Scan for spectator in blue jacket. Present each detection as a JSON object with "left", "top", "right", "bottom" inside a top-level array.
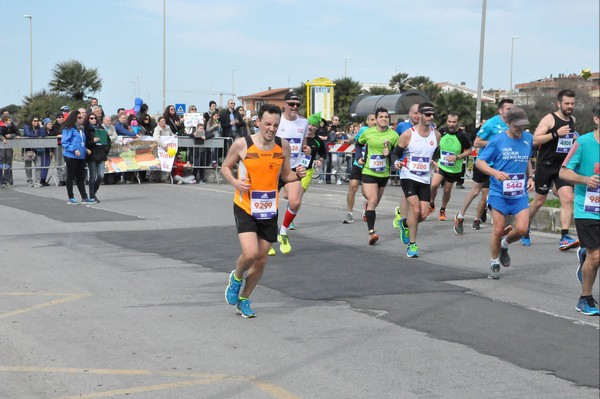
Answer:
[
  {"left": 62, "top": 111, "right": 94, "bottom": 205},
  {"left": 114, "top": 113, "right": 138, "bottom": 137}
]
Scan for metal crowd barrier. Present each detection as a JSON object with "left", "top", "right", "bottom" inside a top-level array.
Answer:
[
  {"left": 0, "top": 136, "right": 235, "bottom": 186},
  {"left": 176, "top": 137, "right": 232, "bottom": 184},
  {"left": 0, "top": 137, "right": 63, "bottom": 186}
]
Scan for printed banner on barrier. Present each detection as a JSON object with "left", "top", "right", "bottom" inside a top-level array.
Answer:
[{"left": 105, "top": 136, "right": 178, "bottom": 173}]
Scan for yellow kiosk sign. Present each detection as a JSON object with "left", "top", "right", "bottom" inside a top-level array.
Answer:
[{"left": 306, "top": 77, "right": 335, "bottom": 120}]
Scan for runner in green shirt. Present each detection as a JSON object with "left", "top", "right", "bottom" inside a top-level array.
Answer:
[
  {"left": 356, "top": 107, "right": 398, "bottom": 245},
  {"left": 430, "top": 113, "right": 472, "bottom": 221}
]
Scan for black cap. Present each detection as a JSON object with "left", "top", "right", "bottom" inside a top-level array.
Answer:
[
  {"left": 418, "top": 105, "right": 435, "bottom": 113},
  {"left": 284, "top": 91, "right": 300, "bottom": 101}
]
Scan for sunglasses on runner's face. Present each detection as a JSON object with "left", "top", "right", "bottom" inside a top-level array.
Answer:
[
  {"left": 286, "top": 102, "right": 300, "bottom": 108},
  {"left": 422, "top": 113, "right": 435, "bottom": 117}
]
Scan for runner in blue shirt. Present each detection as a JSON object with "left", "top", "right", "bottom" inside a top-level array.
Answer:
[
  {"left": 476, "top": 107, "right": 534, "bottom": 280},
  {"left": 454, "top": 99, "right": 514, "bottom": 234}
]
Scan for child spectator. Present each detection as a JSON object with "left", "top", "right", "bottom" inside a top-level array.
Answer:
[{"left": 172, "top": 152, "right": 197, "bottom": 184}]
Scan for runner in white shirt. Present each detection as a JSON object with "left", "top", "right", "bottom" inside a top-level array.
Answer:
[
  {"left": 269, "top": 91, "right": 310, "bottom": 255},
  {"left": 392, "top": 103, "right": 441, "bottom": 258}
]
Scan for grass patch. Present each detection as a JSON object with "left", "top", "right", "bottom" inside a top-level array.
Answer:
[{"left": 528, "top": 196, "right": 561, "bottom": 208}]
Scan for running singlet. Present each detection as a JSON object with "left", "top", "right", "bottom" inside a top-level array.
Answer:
[
  {"left": 276, "top": 115, "right": 309, "bottom": 169},
  {"left": 357, "top": 126, "right": 399, "bottom": 178},
  {"left": 563, "top": 133, "right": 600, "bottom": 220},
  {"left": 478, "top": 131, "right": 533, "bottom": 199},
  {"left": 537, "top": 113, "right": 576, "bottom": 164},
  {"left": 399, "top": 126, "right": 438, "bottom": 184},
  {"left": 234, "top": 136, "right": 285, "bottom": 219}
]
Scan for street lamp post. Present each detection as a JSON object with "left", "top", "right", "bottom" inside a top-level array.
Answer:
[
  {"left": 344, "top": 57, "right": 351, "bottom": 78},
  {"left": 24, "top": 15, "right": 32, "bottom": 97},
  {"left": 510, "top": 36, "right": 519, "bottom": 94},
  {"left": 475, "top": 0, "right": 487, "bottom": 127}
]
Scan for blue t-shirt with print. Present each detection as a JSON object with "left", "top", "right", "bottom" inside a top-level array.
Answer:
[
  {"left": 478, "top": 131, "right": 533, "bottom": 199},
  {"left": 477, "top": 114, "right": 508, "bottom": 141}
]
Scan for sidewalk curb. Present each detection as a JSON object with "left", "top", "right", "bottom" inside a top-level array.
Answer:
[{"left": 531, "top": 206, "right": 574, "bottom": 233}]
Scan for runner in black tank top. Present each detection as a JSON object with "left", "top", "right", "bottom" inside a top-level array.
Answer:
[{"left": 522, "top": 89, "right": 579, "bottom": 250}]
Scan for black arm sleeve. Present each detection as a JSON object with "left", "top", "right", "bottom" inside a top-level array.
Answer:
[
  {"left": 390, "top": 146, "right": 405, "bottom": 164},
  {"left": 432, "top": 146, "right": 440, "bottom": 162}
]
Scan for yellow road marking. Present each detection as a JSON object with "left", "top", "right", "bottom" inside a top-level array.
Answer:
[
  {"left": 0, "top": 366, "right": 301, "bottom": 398},
  {"left": 56, "top": 377, "right": 224, "bottom": 399},
  {"left": 0, "top": 292, "right": 90, "bottom": 319}
]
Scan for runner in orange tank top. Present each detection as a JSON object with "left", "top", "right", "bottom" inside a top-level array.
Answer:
[{"left": 221, "top": 104, "right": 306, "bottom": 318}]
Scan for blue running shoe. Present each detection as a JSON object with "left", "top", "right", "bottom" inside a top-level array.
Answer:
[
  {"left": 576, "top": 296, "right": 600, "bottom": 316},
  {"left": 407, "top": 243, "right": 419, "bottom": 258},
  {"left": 66, "top": 198, "right": 79, "bottom": 205},
  {"left": 237, "top": 299, "right": 256, "bottom": 318},
  {"left": 576, "top": 247, "right": 586, "bottom": 284},
  {"left": 288, "top": 222, "right": 296, "bottom": 230},
  {"left": 225, "top": 270, "right": 243, "bottom": 305},
  {"left": 400, "top": 218, "right": 410, "bottom": 245},
  {"left": 559, "top": 234, "right": 579, "bottom": 251},
  {"left": 519, "top": 229, "right": 531, "bottom": 246}
]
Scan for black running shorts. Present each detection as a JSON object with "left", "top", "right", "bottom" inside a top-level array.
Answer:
[
  {"left": 534, "top": 161, "right": 573, "bottom": 195},
  {"left": 575, "top": 219, "right": 600, "bottom": 250},
  {"left": 400, "top": 178, "right": 431, "bottom": 202},
  {"left": 437, "top": 169, "right": 463, "bottom": 184},
  {"left": 349, "top": 164, "right": 363, "bottom": 181},
  {"left": 472, "top": 163, "right": 490, "bottom": 187},
  {"left": 362, "top": 174, "right": 389, "bottom": 188},
  {"left": 234, "top": 203, "right": 278, "bottom": 243}
]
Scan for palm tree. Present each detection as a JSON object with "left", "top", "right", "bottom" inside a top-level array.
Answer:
[
  {"left": 18, "top": 90, "right": 77, "bottom": 126},
  {"left": 422, "top": 83, "right": 442, "bottom": 102},
  {"left": 366, "top": 86, "right": 395, "bottom": 95},
  {"left": 332, "top": 77, "right": 363, "bottom": 124},
  {"left": 407, "top": 75, "right": 433, "bottom": 91},
  {"left": 434, "top": 90, "right": 476, "bottom": 122},
  {"left": 389, "top": 73, "right": 410, "bottom": 92},
  {"left": 49, "top": 60, "right": 102, "bottom": 101}
]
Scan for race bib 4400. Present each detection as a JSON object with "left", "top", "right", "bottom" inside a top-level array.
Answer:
[{"left": 556, "top": 133, "right": 575, "bottom": 153}]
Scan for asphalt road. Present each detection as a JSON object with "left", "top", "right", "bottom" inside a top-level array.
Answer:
[{"left": 0, "top": 176, "right": 598, "bottom": 399}]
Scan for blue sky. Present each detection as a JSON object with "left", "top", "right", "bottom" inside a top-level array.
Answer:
[{"left": 2, "top": 0, "right": 599, "bottom": 116}]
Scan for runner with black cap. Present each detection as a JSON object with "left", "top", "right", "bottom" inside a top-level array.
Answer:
[
  {"left": 391, "top": 103, "right": 441, "bottom": 258},
  {"left": 268, "top": 91, "right": 310, "bottom": 255}
]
